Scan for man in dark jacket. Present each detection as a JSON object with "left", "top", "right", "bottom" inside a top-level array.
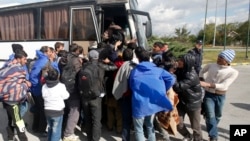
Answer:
[
  {"left": 62, "top": 44, "right": 82, "bottom": 141},
  {"left": 79, "top": 50, "right": 117, "bottom": 141},
  {"left": 188, "top": 40, "right": 203, "bottom": 74},
  {"left": 173, "top": 54, "right": 203, "bottom": 141}
]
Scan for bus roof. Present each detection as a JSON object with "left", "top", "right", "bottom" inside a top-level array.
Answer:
[{"left": 0, "top": 0, "right": 132, "bottom": 12}]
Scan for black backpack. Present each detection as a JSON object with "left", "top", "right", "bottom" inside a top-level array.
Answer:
[
  {"left": 78, "top": 62, "right": 104, "bottom": 99},
  {"left": 60, "top": 55, "right": 78, "bottom": 93}
]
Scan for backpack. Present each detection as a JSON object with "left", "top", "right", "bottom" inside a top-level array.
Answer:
[
  {"left": 0, "top": 64, "right": 29, "bottom": 102},
  {"left": 78, "top": 62, "right": 104, "bottom": 99},
  {"left": 60, "top": 54, "right": 78, "bottom": 93}
]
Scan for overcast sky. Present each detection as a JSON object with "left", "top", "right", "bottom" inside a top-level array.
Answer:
[
  {"left": 0, "top": 0, "right": 248, "bottom": 36},
  {"left": 137, "top": 0, "right": 249, "bottom": 36}
]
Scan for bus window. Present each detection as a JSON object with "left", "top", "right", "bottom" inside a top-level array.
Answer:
[
  {"left": 0, "top": 10, "right": 35, "bottom": 40},
  {"left": 70, "top": 6, "right": 99, "bottom": 55},
  {"left": 71, "top": 8, "right": 97, "bottom": 41},
  {"left": 42, "top": 7, "right": 69, "bottom": 40}
]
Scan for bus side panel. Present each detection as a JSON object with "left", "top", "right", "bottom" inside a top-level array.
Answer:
[{"left": 0, "top": 41, "right": 69, "bottom": 67}]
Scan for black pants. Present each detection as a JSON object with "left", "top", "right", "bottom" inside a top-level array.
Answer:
[
  {"left": 82, "top": 97, "right": 102, "bottom": 141},
  {"left": 3, "top": 103, "right": 28, "bottom": 141},
  {"left": 32, "top": 95, "right": 47, "bottom": 133}
]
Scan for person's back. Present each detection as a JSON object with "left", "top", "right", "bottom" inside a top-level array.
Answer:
[
  {"left": 79, "top": 50, "right": 105, "bottom": 141},
  {"left": 129, "top": 48, "right": 175, "bottom": 141},
  {"left": 42, "top": 68, "right": 69, "bottom": 141},
  {"left": 42, "top": 68, "right": 69, "bottom": 112},
  {"left": 130, "top": 61, "right": 174, "bottom": 117},
  {"left": 62, "top": 43, "right": 82, "bottom": 141}
]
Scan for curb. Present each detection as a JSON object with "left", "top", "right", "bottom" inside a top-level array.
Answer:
[{"left": 231, "top": 62, "right": 250, "bottom": 66}]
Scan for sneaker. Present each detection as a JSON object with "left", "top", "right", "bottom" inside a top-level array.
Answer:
[{"left": 63, "top": 134, "right": 80, "bottom": 141}]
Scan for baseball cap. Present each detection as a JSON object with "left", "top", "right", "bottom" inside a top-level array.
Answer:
[{"left": 196, "top": 40, "right": 203, "bottom": 45}]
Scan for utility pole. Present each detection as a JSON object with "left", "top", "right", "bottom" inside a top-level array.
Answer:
[
  {"left": 203, "top": 0, "right": 208, "bottom": 51},
  {"left": 224, "top": 0, "right": 227, "bottom": 50},
  {"left": 213, "top": 0, "right": 218, "bottom": 47},
  {"left": 246, "top": 0, "right": 250, "bottom": 59}
]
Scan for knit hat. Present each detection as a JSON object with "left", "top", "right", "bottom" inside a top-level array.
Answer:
[
  {"left": 219, "top": 49, "right": 235, "bottom": 63},
  {"left": 12, "top": 44, "right": 23, "bottom": 53},
  {"left": 88, "top": 50, "right": 99, "bottom": 60}
]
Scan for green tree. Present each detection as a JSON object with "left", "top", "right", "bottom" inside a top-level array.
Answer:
[
  {"left": 175, "top": 25, "right": 191, "bottom": 42},
  {"left": 236, "top": 21, "right": 249, "bottom": 46},
  {"left": 197, "top": 23, "right": 216, "bottom": 45}
]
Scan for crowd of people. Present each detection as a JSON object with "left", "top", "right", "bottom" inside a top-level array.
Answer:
[{"left": 0, "top": 24, "right": 239, "bottom": 141}]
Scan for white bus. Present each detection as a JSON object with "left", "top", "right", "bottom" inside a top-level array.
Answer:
[{"left": 0, "top": 0, "right": 152, "bottom": 66}]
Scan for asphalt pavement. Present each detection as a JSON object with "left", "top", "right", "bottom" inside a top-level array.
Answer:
[{"left": 0, "top": 65, "right": 250, "bottom": 141}]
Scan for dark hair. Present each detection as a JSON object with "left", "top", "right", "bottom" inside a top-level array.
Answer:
[
  {"left": 109, "top": 29, "right": 124, "bottom": 44},
  {"left": 122, "top": 48, "right": 133, "bottom": 61},
  {"left": 135, "top": 47, "right": 150, "bottom": 62},
  {"left": 40, "top": 46, "right": 50, "bottom": 53},
  {"left": 69, "top": 43, "right": 79, "bottom": 52},
  {"left": 134, "top": 46, "right": 145, "bottom": 56},
  {"left": 163, "top": 57, "right": 177, "bottom": 71},
  {"left": 54, "top": 42, "right": 64, "bottom": 51},
  {"left": 162, "top": 50, "right": 174, "bottom": 62},
  {"left": 12, "top": 44, "right": 23, "bottom": 54},
  {"left": 78, "top": 46, "right": 83, "bottom": 54},
  {"left": 127, "top": 42, "right": 137, "bottom": 50},
  {"left": 14, "top": 50, "right": 27, "bottom": 59},
  {"left": 58, "top": 50, "right": 67, "bottom": 58},
  {"left": 99, "top": 46, "right": 112, "bottom": 60},
  {"left": 97, "top": 42, "right": 107, "bottom": 49},
  {"left": 46, "top": 68, "right": 59, "bottom": 81},
  {"left": 153, "top": 42, "right": 164, "bottom": 48},
  {"left": 49, "top": 47, "right": 55, "bottom": 52}
]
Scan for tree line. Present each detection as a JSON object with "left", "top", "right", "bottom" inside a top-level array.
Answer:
[{"left": 148, "top": 20, "right": 249, "bottom": 49}]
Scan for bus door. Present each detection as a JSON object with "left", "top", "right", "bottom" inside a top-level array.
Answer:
[
  {"left": 127, "top": 9, "right": 152, "bottom": 50},
  {"left": 69, "top": 6, "right": 100, "bottom": 55}
]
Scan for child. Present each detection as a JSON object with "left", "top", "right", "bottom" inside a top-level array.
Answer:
[{"left": 42, "top": 68, "right": 69, "bottom": 141}]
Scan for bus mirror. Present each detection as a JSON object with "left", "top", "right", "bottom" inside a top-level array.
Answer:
[{"left": 144, "top": 21, "right": 152, "bottom": 38}]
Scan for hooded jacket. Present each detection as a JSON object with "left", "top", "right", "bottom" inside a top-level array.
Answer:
[
  {"left": 129, "top": 62, "right": 175, "bottom": 118},
  {"left": 29, "top": 50, "right": 59, "bottom": 96},
  {"left": 173, "top": 54, "right": 202, "bottom": 110}
]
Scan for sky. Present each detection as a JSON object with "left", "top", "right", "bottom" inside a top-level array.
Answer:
[
  {"left": 0, "top": 0, "right": 248, "bottom": 36},
  {"left": 137, "top": 0, "right": 249, "bottom": 36}
]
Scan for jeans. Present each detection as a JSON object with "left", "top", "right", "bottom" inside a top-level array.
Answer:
[
  {"left": 46, "top": 115, "right": 63, "bottom": 141},
  {"left": 133, "top": 115, "right": 156, "bottom": 141},
  {"left": 203, "top": 91, "right": 225, "bottom": 139},
  {"left": 82, "top": 97, "right": 102, "bottom": 141},
  {"left": 20, "top": 101, "right": 28, "bottom": 117},
  {"left": 119, "top": 96, "right": 132, "bottom": 141}
]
